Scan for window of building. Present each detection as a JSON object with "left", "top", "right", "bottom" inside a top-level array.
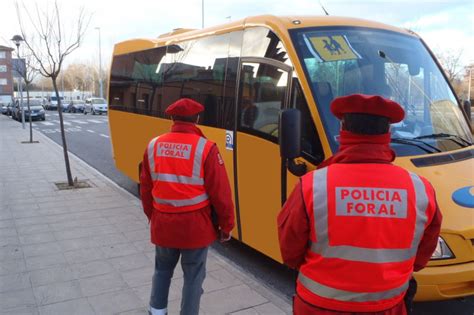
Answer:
[
  {"left": 0, "top": 65, "right": 6, "bottom": 72},
  {"left": 0, "top": 78, "right": 7, "bottom": 85},
  {"left": 0, "top": 51, "right": 6, "bottom": 59}
]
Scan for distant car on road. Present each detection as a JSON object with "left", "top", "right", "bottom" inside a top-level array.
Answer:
[
  {"left": 84, "top": 97, "right": 107, "bottom": 115},
  {"left": 60, "top": 100, "right": 69, "bottom": 112},
  {"left": 46, "top": 94, "right": 64, "bottom": 110},
  {"left": 12, "top": 99, "right": 46, "bottom": 121},
  {"left": 67, "top": 100, "right": 86, "bottom": 113}
]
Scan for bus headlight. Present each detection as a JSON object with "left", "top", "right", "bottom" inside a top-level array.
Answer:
[{"left": 431, "top": 236, "right": 455, "bottom": 260}]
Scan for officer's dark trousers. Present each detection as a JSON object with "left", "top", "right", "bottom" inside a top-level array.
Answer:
[{"left": 150, "top": 246, "right": 208, "bottom": 315}]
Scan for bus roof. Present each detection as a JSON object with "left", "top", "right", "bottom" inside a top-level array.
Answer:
[{"left": 113, "top": 15, "right": 415, "bottom": 55}]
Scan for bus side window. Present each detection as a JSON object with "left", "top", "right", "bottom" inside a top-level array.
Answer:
[
  {"left": 292, "top": 79, "right": 324, "bottom": 164},
  {"left": 160, "top": 33, "right": 240, "bottom": 129},
  {"left": 238, "top": 62, "right": 288, "bottom": 142}
]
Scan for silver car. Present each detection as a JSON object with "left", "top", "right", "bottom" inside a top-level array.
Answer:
[{"left": 84, "top": 98, "right": 108, "bottom": 115}]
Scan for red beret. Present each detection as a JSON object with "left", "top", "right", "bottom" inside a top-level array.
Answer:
[
  {"left": 330, "top": 94, "right": 405, "bottom": 123},
  {"left": 165, "top": 98, "right": 204, "bottom": 116}
]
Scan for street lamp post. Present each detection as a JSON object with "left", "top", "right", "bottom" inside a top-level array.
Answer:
[
  {"left": 11, "top": 35, "right": 25, "bottom": 129},
  {"left": 468, "top": 65, "right": 472, "bottom": 103},
  {"left": 95, "top": 27, "right": 103, "bottom": 99}
]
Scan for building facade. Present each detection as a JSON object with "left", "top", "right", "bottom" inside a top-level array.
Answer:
[{"left": 0, "top": 45, "right": 14, "bottom": 105}]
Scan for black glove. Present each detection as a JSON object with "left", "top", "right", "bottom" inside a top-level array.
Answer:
[{"left": 404, "top": 277, "right": 417, "bottom": 315}]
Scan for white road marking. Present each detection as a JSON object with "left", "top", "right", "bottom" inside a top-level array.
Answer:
[
  {"left": 87, "top": 130, "right": 95, "bottom": 133},
  {"left": 74, "top": 120, "right": 88, "bottom": 124},
  {"left": 100, "top": 134, "right": 109, "bottom": 138},
  {"left": 87, "top": 119, "right": 103, "bottom": 124},
  {"left": 40, "top": 121, "right": 54, "bottom": 126}
]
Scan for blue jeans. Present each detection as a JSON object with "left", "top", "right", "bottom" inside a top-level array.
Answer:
[{"left": 150, "top": 246, "right": 208, "bottom": 315}]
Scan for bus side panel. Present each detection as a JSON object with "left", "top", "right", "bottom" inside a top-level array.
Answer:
[
  {"left": 236, "top": 132, "right": 283, "bottom": 262},
  {"left": 199, "top": 126, "right": 239, "bottom": 239},
  {"left": 108, "top": 110, "right": 171, "bottom": 182}
]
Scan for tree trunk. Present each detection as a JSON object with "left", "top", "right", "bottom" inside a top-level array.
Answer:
[
  {"left": 26, "top": 84, "right": 33, "bottom": 142},
  {"left": 52, "top": 78, "right": 74, "bottom": 186}
]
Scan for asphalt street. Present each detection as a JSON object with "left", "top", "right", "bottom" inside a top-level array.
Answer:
[{"left": 12, "top": 110, "right": 474, "bottom": 315}]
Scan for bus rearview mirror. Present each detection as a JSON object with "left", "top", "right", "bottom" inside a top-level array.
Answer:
[{"left": 279, "top": 109, "right": 302, "bottom": 159}]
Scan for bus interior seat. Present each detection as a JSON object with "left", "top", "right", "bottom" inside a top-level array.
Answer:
[
  {"left": 314, "top": 81, "right": 340, "bottom": 142},
  {"left": 314, "top": 81, "right": 334, "bottom": 108},
  {"left": 255, "top": 81, "right": 279, "bottom": 102}
]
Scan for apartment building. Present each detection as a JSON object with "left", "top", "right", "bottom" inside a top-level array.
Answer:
[{"left": 0, "top": 45, "right": 14, "bottom": 105}]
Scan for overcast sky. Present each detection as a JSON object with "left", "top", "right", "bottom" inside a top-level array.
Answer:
[{"left": 1, "top": 0, "right": 473, "bottom": 68}]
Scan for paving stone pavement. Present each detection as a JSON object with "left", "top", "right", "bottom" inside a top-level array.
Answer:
[{"left": 0, "top": 115, "right": 291, "bottom": 315}]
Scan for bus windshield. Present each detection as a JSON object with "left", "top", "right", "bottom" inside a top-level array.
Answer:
[{"left": 291, "top": 27, "right": 472, "bottom": 156}]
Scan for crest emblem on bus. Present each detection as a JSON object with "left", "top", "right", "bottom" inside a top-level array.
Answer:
[{"left": 452, "top": 186, "right": 474, "bottom": 208}]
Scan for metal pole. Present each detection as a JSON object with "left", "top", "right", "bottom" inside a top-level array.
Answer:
[
  {"left": 96, "top": 27, "right": 103, "bottom": 99},
  {"left": 468, "top": 66, "right": 472, "bottom": 102},
  {"left": 17, "top": 44, "right": 25, "bottom": 129}
]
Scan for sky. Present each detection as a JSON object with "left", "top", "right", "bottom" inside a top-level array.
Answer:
[{"left": 1, "top": 0, "right": 473, "bottom": 69}]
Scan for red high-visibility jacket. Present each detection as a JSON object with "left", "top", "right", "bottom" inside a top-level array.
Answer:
[
  {"left": 140, "top": 122, "right": 235, "bottom": 249},
  {"left": 295, "top": 163, "right": 438, "bottom": 312},
  {"left": 147, "top": 132, "right": 214, "bottom": 212}
]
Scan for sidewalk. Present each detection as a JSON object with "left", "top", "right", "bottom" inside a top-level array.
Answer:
[{"left": 0, "top": 115, "right": 291, "bottom": 315}]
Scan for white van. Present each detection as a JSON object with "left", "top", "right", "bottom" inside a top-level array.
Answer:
[{"left": 46, "top": 93, "right": 64, "bottom": 110}]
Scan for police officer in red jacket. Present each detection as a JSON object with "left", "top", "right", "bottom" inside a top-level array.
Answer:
[
  {"left": 277, "top": 94, "right": 442, "bottom": 315},
  {"left": 140, "top": 98, "right": 235, "bottom": 315}
]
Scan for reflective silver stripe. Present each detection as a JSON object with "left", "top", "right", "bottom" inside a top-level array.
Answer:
[
  {"left": 192, "top": 137, "right": 207, "bottom": 178},
  {"left": 147, "top": 137, "right": 159, "bottom": 172},
  {"left": 152, "top": 173, "right": 204, "bottom": 185},
  {"left": 311, "top": 168, "right": 430, "bottom": 263},
  {"left": 153, "top": 192, "right": 209, "bottom": 207},
  {"left": 298, "top": 273, "right": 409, "bottom": 302},
  {"left": 409, "top": 172, "right": 429, "bottom": 250}
]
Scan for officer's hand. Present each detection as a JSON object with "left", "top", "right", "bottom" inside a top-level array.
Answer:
[{"left": 219, "top": 230, "right": 231, "bottom": 243}]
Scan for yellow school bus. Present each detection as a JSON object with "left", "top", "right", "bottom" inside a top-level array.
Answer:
[{"left": 108, "top": 15, "right": 474, "bottom": 301}]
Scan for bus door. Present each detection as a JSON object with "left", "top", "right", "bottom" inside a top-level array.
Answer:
[{"left": 235, "top": 57, "right": 292, "bottom": 259}]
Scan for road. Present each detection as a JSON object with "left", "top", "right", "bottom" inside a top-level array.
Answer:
[{"left": 19, "top": 110, "right": 474, "bottom": 315}]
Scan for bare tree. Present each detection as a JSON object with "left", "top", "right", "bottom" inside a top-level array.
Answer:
[
  {"left": 16, "top": 0, "right": 90, "bottom": 186},
  {"left": 437, "top": 49, "right": 464, "bottom": 83},
  {"left": 13, "top": 47, "right": 40, "bottom": 143}
]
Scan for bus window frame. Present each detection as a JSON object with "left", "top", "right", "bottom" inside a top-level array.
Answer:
[{"left": 235, "top": 56, "right": 293, "bottom": 144}]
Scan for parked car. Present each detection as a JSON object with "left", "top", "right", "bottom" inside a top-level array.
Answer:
[
  {"left": 1, "top": 104, "right": 8, "bottom": 115},
  {"left": 5, "top": 103, "right": 14, "bottom": 116},
  {"left": 60, "top": 100, "right": 69, "bottom": 112},
  {"left": 67, "top": 100, "right": 85, "bottom": 113},
  {"left": 12, "top": 99, "right": 46, "bottom": 121},
  {"left": 84, "top": 97, "right": 108, "bottom": 115}
]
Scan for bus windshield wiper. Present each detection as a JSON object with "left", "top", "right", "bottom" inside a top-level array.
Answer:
[
  {"left": 391, "top": 137, "right": 440, "bottom": 154},
  {"left": 414, "top": 133, "right": 472, "bottom": 148}
]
